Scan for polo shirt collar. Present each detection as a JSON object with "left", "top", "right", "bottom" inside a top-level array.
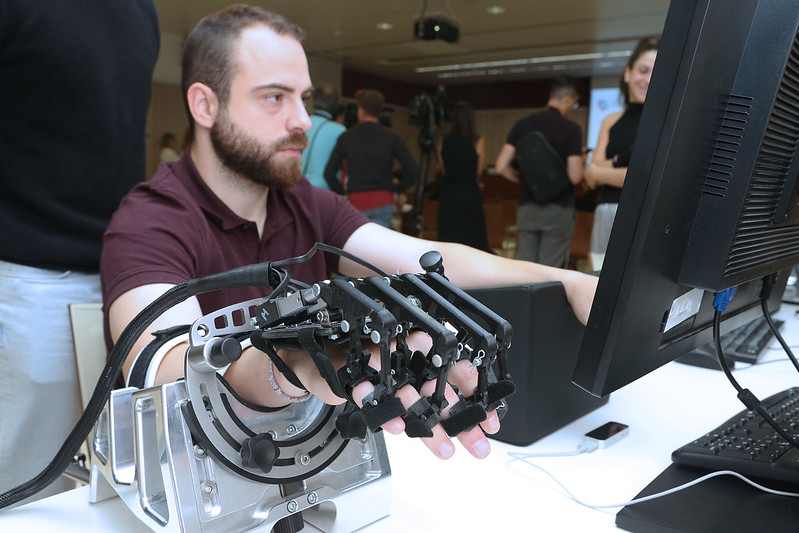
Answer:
[
  {"left": 171, "top": 150, "right": 294, "bottom": 237},
  {"left": 172, "top": 150, "right": 256, "bottom": 231}
]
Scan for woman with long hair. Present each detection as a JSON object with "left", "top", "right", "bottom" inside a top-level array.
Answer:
[
  {"left": 585, "top": 36, "right": 659, "bottom": 269},
  {"left": 436, "top": 101, "right": 490, "bottom": 251}
]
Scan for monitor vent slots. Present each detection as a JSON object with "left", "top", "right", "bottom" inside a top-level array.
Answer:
[
  {"left": 725, "top": 27, "right": 799, "bottom": 278},
  {"left": 703, "top": 95, "right": 751, "bottom": 198}
]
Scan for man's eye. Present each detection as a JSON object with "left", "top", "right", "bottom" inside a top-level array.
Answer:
[{"left": 266, "top": 94, "right": 283, "bottom": 103}]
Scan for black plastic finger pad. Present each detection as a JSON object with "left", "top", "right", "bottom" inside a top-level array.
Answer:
[
  {"left": 335, "top": 409, "right": 368, "bottom": 440},
  {"left": 487, "top": 380, "right": 516, "bottom": 410}
]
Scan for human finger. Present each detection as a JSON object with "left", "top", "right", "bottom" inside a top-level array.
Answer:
[
  {"left": 448, "top": 359, "right": 502, "bottom": 432},
  {"left": 351, "top": 379, "right": 457, "bottom": 459},
  {"left": 417, "top": 372, "right": 494, "bottom": 459},
  {"left": 350, "top": 379, "right": 405, "bottom": 434}
]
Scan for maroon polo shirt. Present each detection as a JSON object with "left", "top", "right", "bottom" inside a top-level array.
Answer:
[{"left": 100, "top": 151, "right": 369, "bottom": 336}]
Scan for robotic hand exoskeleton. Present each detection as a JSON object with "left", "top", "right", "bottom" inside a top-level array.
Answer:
[
  {"left": 180, "top": 249, "right": 515, "bottom": 476},
  {"left": 87, "top": 245, "right": 514, "bottom": 533},
  {"left": 249, "top": 249, "right": 515, "bottom": 441}
]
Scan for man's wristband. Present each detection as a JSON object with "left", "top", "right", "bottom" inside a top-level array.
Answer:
[{"left": 268, "top": 357, "right": 311, "bottom": 403}]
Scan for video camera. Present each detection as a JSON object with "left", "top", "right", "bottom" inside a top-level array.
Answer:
[{"left": 408, "top": 85, "right": 450, "bottom": 150}]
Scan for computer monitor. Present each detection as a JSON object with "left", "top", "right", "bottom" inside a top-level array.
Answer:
[{"left": 573, "top": 0, "right": 799, "bottom": 397}]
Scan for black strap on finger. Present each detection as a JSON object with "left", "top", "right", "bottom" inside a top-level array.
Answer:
[{"left": 440, "top": 394, "right": 488, "bottom": 437}]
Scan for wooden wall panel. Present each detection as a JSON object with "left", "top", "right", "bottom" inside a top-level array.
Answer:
[{"left": 145, "top": 82, "right": 189, "bottom": 179}]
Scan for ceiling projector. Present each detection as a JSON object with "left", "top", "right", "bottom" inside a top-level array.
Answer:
[{"left": 414, "top": 17, "right": 459, "bottom": 43}]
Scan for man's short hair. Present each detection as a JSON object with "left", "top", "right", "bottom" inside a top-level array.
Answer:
[
  {"left": 181, "top": 4, "right": 305, "bottom": 134},
  {"left": 549, "top": 76, "right": 579, "bottom": 100},
  {"left": 357, "top": 89, "right": 384, "bottom": 118},
  {"left": 312, "top": 83, "right": 340, "bottom": 115}
]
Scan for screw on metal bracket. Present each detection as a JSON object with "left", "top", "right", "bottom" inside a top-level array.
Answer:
[{"left": 200, "top": 481, "right": 216, "bottom": 498}]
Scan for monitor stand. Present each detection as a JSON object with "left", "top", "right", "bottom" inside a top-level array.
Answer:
[{"left": 615, "top": 463, "right": 799, "bottom": 533}]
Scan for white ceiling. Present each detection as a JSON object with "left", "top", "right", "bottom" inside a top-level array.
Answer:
[{"left": 153, "top": 0, "right": 671, "bottom": 85}]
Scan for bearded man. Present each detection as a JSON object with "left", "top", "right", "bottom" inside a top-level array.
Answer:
[{"left": 101, "top": 4, "right": 597, "bottom": 462}]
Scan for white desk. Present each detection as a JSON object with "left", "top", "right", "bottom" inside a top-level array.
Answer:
[{"left": 3, "top": 305, "right": 799, "bottom": 533}]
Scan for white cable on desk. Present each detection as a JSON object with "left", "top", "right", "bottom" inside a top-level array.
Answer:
[
  {"left": 505, "top": 450, "right": 584, "bottom": 459},
  {"left": 508, "top": 453, "right": 799, "bottom": 509}
]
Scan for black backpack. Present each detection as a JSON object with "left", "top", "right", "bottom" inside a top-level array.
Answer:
[{"left": 515, "top": 130, "right": 572, "bottom": 203}]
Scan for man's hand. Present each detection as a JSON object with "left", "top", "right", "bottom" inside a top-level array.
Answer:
[
  {"left": 561, "top": 270, "right": 598, "bottom": 325},
  {"left": 276, "top": 330, "right": 500, "bottom": 460},
  {"left": 353, "top": 333, "right": 499, "bottom": 460}
]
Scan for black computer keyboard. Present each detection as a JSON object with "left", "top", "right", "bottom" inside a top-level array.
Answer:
[
  {"left": 678, "top": 315, "right": 785, "bottom": 369},
  {"left": 672, "top": 387, "right": 799, "bottom": 483},
  {"left": 722, "top": 316, "right": 785, "bottom": 364}
]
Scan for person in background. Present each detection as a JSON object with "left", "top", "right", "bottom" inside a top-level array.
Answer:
[
  {"left": 301, "top": 83, "right": 346, "bottom": 189},
  {"left": 160, "top": 132, "right": 182, "bottom": 162},
  {"left": 495, "top": 76, "right": 585, "bottom": 268},
  {"left": 585, "top": 37, "right": 659, "bottom": 270},
  {"left": 0, "top": 0, "right": 158, "bottom": 501},
  {"left": 181, "top": 126, "right": 193, "bottom": 153},
  {"left": 324, "top": 89, "right": 420, "bottom": 228},
  {"left": 435, "top": 101, "right": 491, "bottom": 252},
  {"left": 101, "top": 5, "right": 598, "bottom": 464}
]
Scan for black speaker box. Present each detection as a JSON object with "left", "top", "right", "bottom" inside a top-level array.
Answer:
[{"left": 468, "top": 283, "right": 609, "bottom": 446}]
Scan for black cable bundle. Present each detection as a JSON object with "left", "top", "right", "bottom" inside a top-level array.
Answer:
[
  {"left": 0, "top": 283, "right": 190, "bottom": 508},
  {"left": 0, "top": 242, "right": 386, "bottom": 509}
]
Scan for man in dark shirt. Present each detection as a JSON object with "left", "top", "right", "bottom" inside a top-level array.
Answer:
[
  {"left": 324, "top": 89, "right": 420, "bottom": 227},
  {"left": 103, "top": 5, "right": 598, "bottom": 464},
  {"left": 495, "top": 76, "right": 585, "bottom": 268},
  {"left": 0, "top": 0, "right": 158, "bottom": 500}
]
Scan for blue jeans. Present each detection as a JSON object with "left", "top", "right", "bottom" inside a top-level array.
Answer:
[
  {"left": 361, "top": 203, "right": 394, "bottom": 228},
  {"left": 0, "top": 260, "right": 101, "bottom": 502}
]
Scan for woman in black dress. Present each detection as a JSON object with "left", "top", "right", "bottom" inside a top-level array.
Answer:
[
  {"left": 436, "top": 101, "right": 490, "bottom": 251},
  {"left": 585, "top": 37, "right": 659, "bottom": 269}
]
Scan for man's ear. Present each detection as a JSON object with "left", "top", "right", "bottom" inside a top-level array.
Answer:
[{"left": 186, "top": 82, "right": 219, "bottom": 129}]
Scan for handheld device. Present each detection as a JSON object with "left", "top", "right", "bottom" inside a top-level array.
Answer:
[{"left": 583, "top": 421, "right": 629, "bottom": 449}]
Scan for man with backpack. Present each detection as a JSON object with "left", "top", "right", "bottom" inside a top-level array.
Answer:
[{"left": 495, "top": 76, "right": 585, "bottom": 267}]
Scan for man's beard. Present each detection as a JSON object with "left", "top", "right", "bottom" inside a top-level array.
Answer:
[{"left": 210, "top": 109, "right": 308, "bottom": 189}]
